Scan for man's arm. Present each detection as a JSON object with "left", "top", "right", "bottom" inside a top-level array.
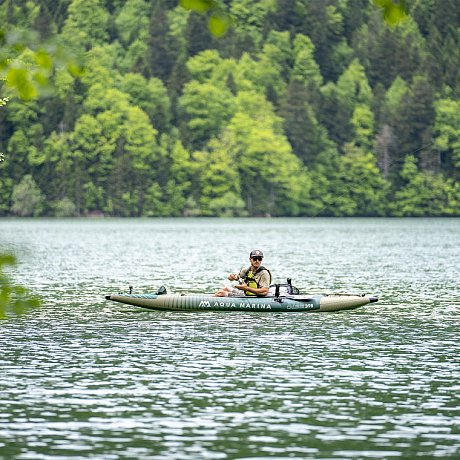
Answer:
[
  {"left": 234, "top": 283, "right": 269, "bottom": 296},
  {"left": 228, "top": 267, "right": 247, "bottom": 281}
]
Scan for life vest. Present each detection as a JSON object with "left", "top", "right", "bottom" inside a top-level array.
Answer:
[{"left": 244, "top": 266, "right": 272, "bottom": 296}]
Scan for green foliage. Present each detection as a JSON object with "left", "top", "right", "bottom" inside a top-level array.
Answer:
[
  {"left": 281, "top": 78, "right": 332, "bottom": 166},
  {"left": 223, "top": 91, "right": 312, "bottom": 216},
  {"left": 390, "top": 155, "right": 459, "bottom": 216},
  {"left": 61, "top": 0, "right": 110, "bottom": 50},
  {"left": 292, "top": 34, "right": 323, "bottom": 87},
  {"left": 193, "top": 136, "right": 245, "bottom": 216},
  {"left": 340, "top": 144, "right": 390, "bottom": 216},
  {"left": 0, "top": 253, "right": 41, "bottom": 319},
  {"left": 1, "top": 1, "right": 459, "bottom": 218},
  {"left": 144, "top": 137, "right": 193, "bottom": 216},
  {"left": 384, "top": 76, "right": 409, "bottom": 120},
  {"left": 0, "top": 29, "right": 83, "bottom": 100},
  {"left": 433, "top": 97, "right": 460, "bottom": 173},
  {"left": 351, "top": 104, "right": 375, "bottom": 150},
  {"left": 11, "top": 174, "right": 44, "bottom": 216},
  {"left": 353, "top": 16, "right": 428, "bottom": 89},
  {"left": 53, "top": 197, "right": 77, "bottom": 217},
  {"left": 115, "top": 0, "right": 150, "bottom": 46},
  {"left": 179, "top": 80, "right": 236, "bottom": 148},
  {"left": 336, "top": 59, "right": 373, "bottom": 108},
  {"left": 0, "top": 176, "right": 13, "bottom": 214},
  {"left": 372, "top": 0, "right": 409, "bottom": 27},
  {"left": 180, "top": 0, "right": 231, "bottom": 37},
  {"left": 120, "top": 73, "right": 172, "bottom": 133},
  {"left": 0, "top": 10, "right": 80, "bottom": 318}
]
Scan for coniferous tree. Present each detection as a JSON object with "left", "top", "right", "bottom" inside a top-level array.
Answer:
[
  {"left": 342, "top": 0, "right": 370, "bottom": 42},
  {"left": 353, "top": 14, "right": 427, "bottom": 89},
  {"left": 395, "top": 75, "right": 435, "bottom": 169},
  {"left": 146, "top": 0, "right": 174, "bottom": 81},
  {"left": 302, "top": 0, "right": 345, "bottom": 82},
  {"left": 270, "top": 0, "right": 303, "bottom": 34},
  {"left": 34, "top": 3, "right": 56, "bottom": 39},
  {"left": 281, "top": 78, "right": 331, "bottom": 166},
  {"left": 186, "top": 11, "right": 212, "bottom": 57}
]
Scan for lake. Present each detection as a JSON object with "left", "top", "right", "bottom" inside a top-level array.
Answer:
[{"left": 0, "top": 218, "right": 459, "bottom": 459}]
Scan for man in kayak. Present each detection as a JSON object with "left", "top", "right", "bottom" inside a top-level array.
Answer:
[{"left": 214, "top": 249, "right": 272, "bottom": 297}]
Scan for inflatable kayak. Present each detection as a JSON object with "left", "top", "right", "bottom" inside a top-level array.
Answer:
[{"left": 105, "top": 285, "right": 378, "bottom": 313}]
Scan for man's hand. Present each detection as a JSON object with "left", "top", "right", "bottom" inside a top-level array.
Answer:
[{"left": 235, "top": 283, "right": 248, "bottom": 291}]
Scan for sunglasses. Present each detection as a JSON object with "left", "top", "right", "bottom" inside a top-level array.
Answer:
[{"left": 251, "top": 256, "right": 263, "bottom": 261}]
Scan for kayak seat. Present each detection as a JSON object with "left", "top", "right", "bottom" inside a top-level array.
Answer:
[{"left": 268, "top": 279, "right": 300, "bottom": 297}]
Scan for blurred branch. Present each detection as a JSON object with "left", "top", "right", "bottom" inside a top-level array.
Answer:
[
  {"left": 178, "top": 0, "right": 409, "bottom": 38},
  {"left": 0, "top": 28, "right": 84, "bottom": 100},
  {"left": 179, "top": 0, "right": 232, "bottom": 37},
  {"left": 372, "top": 0, "right": 409, "bottom": 27},
  {"left": 0, "top": 26, "right": 82, "bottom": 316},
  {"left": 0, "top": 253, "right": 41, "bottom": 319}
]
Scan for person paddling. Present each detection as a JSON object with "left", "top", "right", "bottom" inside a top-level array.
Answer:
[{"left": 214, "top": 249, "right": 272, "bottom": 297}]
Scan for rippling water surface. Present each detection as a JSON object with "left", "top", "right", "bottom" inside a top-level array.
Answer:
[{"left": 0, "top": 218, "right": 459, "bottom": 459}]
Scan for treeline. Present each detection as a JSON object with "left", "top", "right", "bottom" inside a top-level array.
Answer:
[{"left": 1, "top": 0, "right": 459, "bottom": 217}]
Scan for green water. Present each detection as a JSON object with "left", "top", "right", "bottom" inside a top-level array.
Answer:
[{"left": 0, "top": 218, "right": 459, "bottom": 459}]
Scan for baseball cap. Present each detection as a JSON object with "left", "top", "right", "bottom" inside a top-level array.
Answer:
[{"left": 250, "top": 249, "right": 264, "bottom": 258}]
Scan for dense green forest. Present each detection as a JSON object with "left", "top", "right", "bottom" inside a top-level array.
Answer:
[{"left": 1, "top": 0, "right": 459, "bottom": 217}]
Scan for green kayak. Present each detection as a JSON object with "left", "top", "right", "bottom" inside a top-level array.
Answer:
[{"left": 105, "top": 289, "right": 378, "bottom": 312}]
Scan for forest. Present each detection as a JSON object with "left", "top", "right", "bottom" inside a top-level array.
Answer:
[{"left": 0, "top": 0, "right": 459, "bottom": 217}]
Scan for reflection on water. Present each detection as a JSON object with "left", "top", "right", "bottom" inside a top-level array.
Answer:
[{"left": 0, "top": 218, "right": 459, "bottom": 459}]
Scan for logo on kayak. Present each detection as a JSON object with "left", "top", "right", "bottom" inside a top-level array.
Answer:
[
  {"left": 198, "top": 300, "right": 272, "bottom": 310},
  {"left": 198, "top": 300, "right": 212, "bottom": 308}
]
